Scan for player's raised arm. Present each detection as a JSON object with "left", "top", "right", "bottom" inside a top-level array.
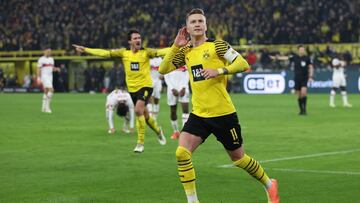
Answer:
[
  {"left": 159, "top": 27, "right": 189, "bottom": 75},
  {"left": 72, "top": 44, "right": 124, "bottom": 58}
]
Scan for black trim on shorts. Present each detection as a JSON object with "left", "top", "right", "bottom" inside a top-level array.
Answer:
[
  {"left": 182, "top": 112, "right": 243, "bottom": 151},
  {"left": 129, "top": 87, "right": 153, "bottom": 105}
]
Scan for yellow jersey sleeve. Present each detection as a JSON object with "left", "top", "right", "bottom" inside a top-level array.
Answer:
[
  {"left": 159, "top": 44, "right": 184, "bottom": 74},
  {"left": 109, "top": 48, "right": 125, "bottom": 57},
  {"left": 84, "top": 48, "right": 111, "bottom": 57},
  {"left": 214, "top": 40, "right": 249, "bottom": 74},
  {"left": 146, "top": 47, "right": 171, "bottom": 58}
]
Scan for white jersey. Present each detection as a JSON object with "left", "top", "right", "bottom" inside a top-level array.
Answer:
[
  {"left": 164, "top": 66, "right": 190, "bottom": 106},
  {"left": 37, "top": 56, "right": 55, "bottom": 80},
  {"left": 331, "top": 59, "right": 347, "bottom": 88},
  {"left": 164, "top": 66, "right": 189, "bottom": 91},
  {"left": 150, "top": 57, "right": 163, "bottom": 98},
  {"left": 150, "top": 57, "right": 162, "bottom": 84},
  {"left": 333, "top": 67, "right": 345, "bottom": 76},
  {"left": 106, "top": 89, "right": 134, "bottom": 108}
]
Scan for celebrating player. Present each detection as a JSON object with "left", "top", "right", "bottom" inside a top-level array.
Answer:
[
  {"left": 36, "top": 48, "right": 60, "bottom": 113},
  {"left": 73, "top": 29, "right": 167, "bottom": 153},
  {"left": 159, "top": 8, "right": 279, "bottom": 203},
  {"left": 164, "top": 66, "right": 190, "bottom": 139},
  {"left": 329, "top": 58, "right": 352, "bottom": 107},
  {"left": 106, "top": 89, "right": 135, "bottom": 134}
]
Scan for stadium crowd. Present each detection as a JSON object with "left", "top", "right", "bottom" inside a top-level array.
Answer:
[{"left": 0, "top": 0, "right": 359, "bottom": 51}]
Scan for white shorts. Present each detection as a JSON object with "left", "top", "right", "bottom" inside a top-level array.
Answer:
[
  {"left": 167, "top": 88, "right": 190, "bottom": 106},
  {"left": 152, "top": 80, "right": 162, "bottom": 99},
  {"left": 332, "top": 74, "right": 346, "bottom": 88},
  {"left": 41, "top": 77, "right": 53, "bottom": 88}
]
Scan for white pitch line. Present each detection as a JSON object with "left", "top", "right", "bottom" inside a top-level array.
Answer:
[
  {"left": 266, "top": 168, "right": 360, "bottom": 176},
  {"left": 219, "top": 148, "right": 360, "bottom": 168}
]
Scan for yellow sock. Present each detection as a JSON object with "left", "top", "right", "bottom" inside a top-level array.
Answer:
[
  {"left": 234, "top": 154, "right": 272, "bottom": 188},
  {"left": 146, "top": 116, "right": 160, "bottom": 134},
  {"left": 176, "top": 146, "right": 198, "bottom": 202},
  {"left": 136, "top": 115, "right": 146, "bottom": 144}
]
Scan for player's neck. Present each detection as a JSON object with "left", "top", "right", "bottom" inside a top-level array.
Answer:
[
  {"left": 130, "top": 46, "right": 140, "bottom": 53},
  {"left": 190, "top": 35, "right": 207, "bottom": 48}
]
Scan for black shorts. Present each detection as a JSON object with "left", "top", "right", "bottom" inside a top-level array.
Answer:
[
  {"left": 182, "top": 112, "right": 243, "bottom": 151},
  {"left": 294, "top": 78, "right": 308, "bottom": 91},
  {"left": 129, "top": 87, "right": 153, "bottom": 105}
]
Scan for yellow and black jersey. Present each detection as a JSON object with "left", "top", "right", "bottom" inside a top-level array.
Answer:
[
  {"left": 159, "top": 39, "right": 249, "bottom": 118},
  {"left": 84, "top": 47, "right": 168, "bottom": 92}
]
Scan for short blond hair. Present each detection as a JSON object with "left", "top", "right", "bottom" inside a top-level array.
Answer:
[{"left": 186, "top": 8, "right": 205, "bottom": 21}]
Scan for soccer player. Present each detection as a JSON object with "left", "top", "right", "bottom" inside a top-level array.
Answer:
[
  {"left": 329, "top": 58, "right": 352, "bottom": 107},
  {"left": 106, "top": 89, "right": 135, "bottom": 134},
  {"left": 164, "top": 66, "right": 190, "bottom": 139},
  {"left": 73, "top": 29, "right": 167, "bottom": 153},
  {"left": 271, "top": 45, "right": 314, "bottom": 115},
  {"left": 147, "top": 56, "right": 164, "bottom": 120},
  {"left": 159, "top": 8, "right": 279, "bottom": 203},
  {"left": 36, "top": 48, "right": 60, "bottom": 113}
]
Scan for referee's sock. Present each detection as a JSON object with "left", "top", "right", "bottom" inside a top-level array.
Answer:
[
  {"left": 136, "top": 115, "right": 146, "bottom": 144},
  {"left": 297, "top": 98, "right": 302, "bottom": 112},
  {"left": 234, "top": 154, "right": 272, "bottom": 189},
  {"left": 176, "top": 146, "right": 198, "bottom": 203},
  {"left": 302, "top": 96, "right": 307, "bottom": 112}
]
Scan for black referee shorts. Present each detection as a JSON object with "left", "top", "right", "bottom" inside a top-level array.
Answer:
[
  {"left": 182, "top": 112, "right": 243, "bottom": 151},
  {"left": 129, "top": 87, "right": 153, "bottom": 105},
  {"left": 294, "top": 78, "right": 308, "bottom": 91}
]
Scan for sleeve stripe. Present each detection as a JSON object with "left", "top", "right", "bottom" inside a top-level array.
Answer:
[{"left": 214, "top": 40, "right": 230, "bottom": 58}]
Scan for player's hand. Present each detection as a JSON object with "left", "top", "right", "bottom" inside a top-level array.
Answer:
[
  {"left": 172, "top": 89, "right": 179, "bottom": 96},
  {"left": 174, "top": 27, "right": 190, "bottom": 47},
  {"left": 179, "top": 88, "right": 186, "bottom": 97},
  {"left": 308, "top": 77, "right": 314, "bottom": 83},
  {"left": 201, "top": 69, "right": 219, "bottom": 79},
  {"left": 72, "top": 44, "right": 86, "bottom": 53}
]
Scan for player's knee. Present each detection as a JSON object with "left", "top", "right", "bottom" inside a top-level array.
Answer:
[
  {"left": 176, "top": 146, "right": 191, "bottom": 160},
  {"left": 340, "top": 86, "right": 346, "bottom": 91}
]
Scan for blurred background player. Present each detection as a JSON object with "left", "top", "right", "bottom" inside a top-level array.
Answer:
[
  {"left": 164, "top": 66, "right": 190, "bottom": 139},
  {"left": 329, "top": 58, "right": 352, "bottom": 108},
  {"left": 36, "top": 48, "right": 60, "bottom": 113},
  {"left": 106, "top": 88, "right": 135, "bottom": 134},
  {"left": 147, "top": 56, "right": 164, "bottom": 120},
  {"left": 271, "top": 45, "right": 314, "bottom": 115},
  {"left": 73, "top": 29, "right": 167, "bottom": 153}
]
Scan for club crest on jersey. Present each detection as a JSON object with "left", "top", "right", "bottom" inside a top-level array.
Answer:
[{"left": 203, "top": 50, "right": 210, "bottom": 60}]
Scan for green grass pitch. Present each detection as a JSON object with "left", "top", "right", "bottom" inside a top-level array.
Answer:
[{"left": 0, "top": 93, "right": 359, "bottom": 203}]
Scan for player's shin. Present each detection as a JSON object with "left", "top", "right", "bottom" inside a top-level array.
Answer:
[
  {"left": 234, "top": 154, "right": 272, "bottom": 189},
  {"left": 46, "top": 92, "right": 53, "bottom": 110},
  {"left": 136, "top": 115, "right": 146, "bottom": 144},
  {"left": 330, "top": 89, "right": 336, "bottom": 106},
  {"left": 42, "top": 94, "right": 47, "bottom": 111},
  {"left": 107, "top": 109, "right": 115, "bottom": 130},
  {"left": 153, "top": 104, "right": 160, "bottom": 119},
  {"left": 176, "top": 146, "right": 198, "bottom": 203},
  {"left": 145, "top": 116, "right": 160, "bottom": 134}
]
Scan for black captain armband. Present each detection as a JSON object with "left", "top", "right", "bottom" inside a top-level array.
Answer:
[{"left": 217, "top": 68, "right": 229, "bottom": 75}]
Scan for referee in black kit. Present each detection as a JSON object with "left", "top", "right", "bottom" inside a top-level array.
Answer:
[{"left": 271, "top": 45, "right": 314, "bottom": 115}]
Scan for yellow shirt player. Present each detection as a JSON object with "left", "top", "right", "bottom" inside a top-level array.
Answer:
[
  {"left": 73, "top": 30, "right": 167, "bottom": 153},
  {"left": 159, "top": 9, "right": 280, "bottom": 203}
]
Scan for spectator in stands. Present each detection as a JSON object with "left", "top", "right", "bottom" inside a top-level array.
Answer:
[{"left": 0, "top": 0, "right": 358, "bottom": 50}]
